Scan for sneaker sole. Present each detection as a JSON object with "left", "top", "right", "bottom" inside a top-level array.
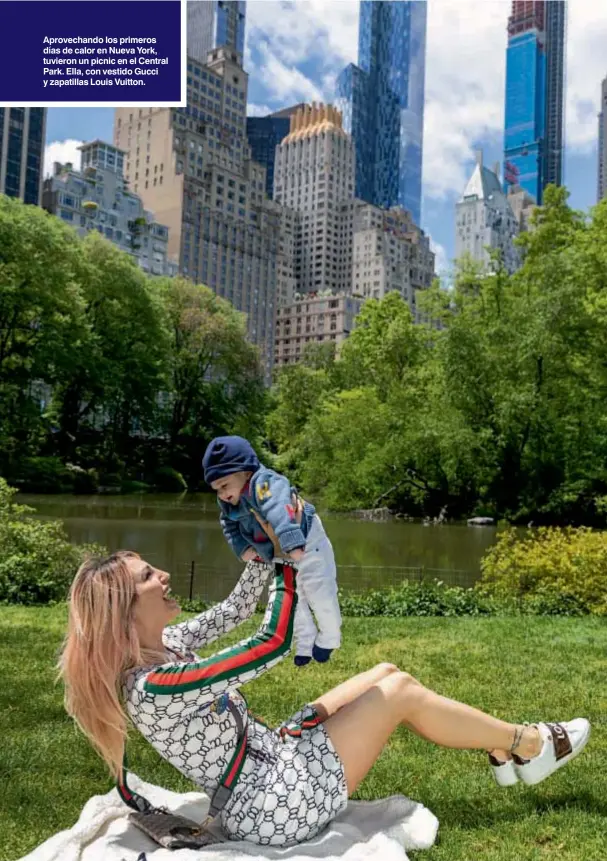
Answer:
[{"left": 518, "top": 722, "right": 591, "bottom": 786}]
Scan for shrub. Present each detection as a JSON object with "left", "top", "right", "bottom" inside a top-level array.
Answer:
[
  {"left": 98, "top": 472, "right": 123, "bottom": 489},
  {"left": 479, "top": 526, "right": 607, "bottom": 615},
  {"left": 153, "top": 466, "right": 187, "bottom": 492},
  {"left": 121, "top": 480, "right": 151, "bottom": 494},
  {"left": 338, "top": 579, "right": 498, "bottom": 617},
  {"left": 15, "top": 456, "right": 73, "bottom": 493},
  {"left": 0, "top": 478, "right": 104, "bottom": 604},
  {"left": 66, "top": 464, "right": 99, "bottom": 494}
]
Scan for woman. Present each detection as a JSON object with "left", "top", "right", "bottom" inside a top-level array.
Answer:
[{"left": 60, "top": 551, "right": 590, "bottom": 848}]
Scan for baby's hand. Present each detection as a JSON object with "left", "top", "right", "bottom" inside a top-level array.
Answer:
[
  {"left": 289, "top": 548, "right": 305, "bottom": 563},
  {"left": 241, "top": 548, "right": 258, "bottom": 562}
]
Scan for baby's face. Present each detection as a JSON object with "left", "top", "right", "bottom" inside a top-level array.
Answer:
[{"left": 211, "top": 471, "right": 250, "bottom": 505}]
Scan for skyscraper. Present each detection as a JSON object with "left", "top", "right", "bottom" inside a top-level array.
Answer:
[
  {"left": 503, "top": 1, "right": 566, "bottom": 205},
  {"left": 0, "top": 107, "right": 46, "bottom": 205},
  {"left": 187, "top": 0, "right": 246, "bottom": 64},
  {"left": 598, "top": 76, "right": 607, "bottom": 202},
  {"left": 114, "top": 47, "right": 281, "bottom": 381},
  {"left": 336, "top": 0, "right": 427, "bottom": 226},
  {"left": 456, "top": 152, "right": 520, "bottom": 274},
  {"left": 273, "top": 103, "right": 355, "bottom": 295},
  {"left": 246, "top": 105, "right": 304, "bottom": 199}
]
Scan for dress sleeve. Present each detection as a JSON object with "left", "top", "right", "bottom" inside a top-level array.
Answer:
[
  {"left": 162, "top": 559, "right": 273, "bottom": 652},
  {"left": 143, "top": 562, "right": 297, "bottom": 702}
]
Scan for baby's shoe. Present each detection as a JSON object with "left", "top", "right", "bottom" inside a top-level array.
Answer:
[
  {"left": 312, "top": 645, "right": 333, "bottom": 664},
  {"left": 294, "top": 655, "right": 311, "bottom": 667}
]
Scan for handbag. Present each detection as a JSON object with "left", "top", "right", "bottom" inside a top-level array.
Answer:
[{"left": 118, "top": 692, "right": 247, "bottom": 850}]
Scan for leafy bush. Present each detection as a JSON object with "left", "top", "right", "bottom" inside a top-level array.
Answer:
[
  {"left": 338, "top": 579, "right": 498, "bottom": 617},
  {"left": 479, "top": 527, "right": 607, "bottom": 615},
  {"left": 15, "top": 457, "right": 74, "bottom": 493},
  {"left": 0, "top": 478, "right": 103, "bottom": 604},
  {"left": 98, "top": 472, "right": 123, "bottom": 489},
  {"left": 121, "top": 480, "right": 151, "bottom": 494},
  {"left": 66, "top": 464, "right": 99, "bottom": 494},
  {"left": 153, "top": 466, "right": 187, "bottom": 492}
]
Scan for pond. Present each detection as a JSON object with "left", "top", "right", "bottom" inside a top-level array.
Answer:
[{"left": 19, "top": 493, "right": 508, "bottom": 600}]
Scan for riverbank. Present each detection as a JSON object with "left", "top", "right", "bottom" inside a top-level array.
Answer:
[{"left": 2, "top": 607, "right": 605, "bottom": 861}]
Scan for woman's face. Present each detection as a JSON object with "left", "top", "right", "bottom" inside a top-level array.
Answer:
[{"left": 128, "top": 557, "right": 181, "bottom": 638}]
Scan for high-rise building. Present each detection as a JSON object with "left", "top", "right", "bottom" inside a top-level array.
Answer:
[
  {"left": 508, "top": 184, "right": 537, "bottom": 233},
  {"left": 187, "top": 0, "right": 246, "bottom": 64},
  {"left": 0, "top": 107, "right": 46, "bottom": 205},
  {"left": 598, "top": 76, "right": 607, "bottom": 202},
  {"left": 246, "top": 105, "right": 304, "bottom": 199},
  {"left": 503, "top": 1, "right": 566, "bottom": 205},
  {"left": 352, "top": 202, "right": 434, "bottom": 322},
  {"left": 114, "top": 46, "right": 280, "bottom": 380},
  {"left": 336, "top": 0, "right": 427, "bottom": 226},
  {"left": 456, "top": 152, "right": 520, "bottom": 274},
  {"left": 273, "top": 103, "right": 355, "bottom": 295},
  {"left": 274, "top": 293, "right": 362, "bottom": 368},
  {"left": 42, "top": 141, "right": 175, "bottom": 277}
]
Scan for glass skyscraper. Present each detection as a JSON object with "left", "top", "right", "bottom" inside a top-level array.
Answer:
[
  {"left": 503, "top": 1, "right": 566, "bottom": 204},
  {"left": 336, "top": 0, "right": 427, "bottom": 226},
  {"left": 187, "top": 0, "right": 246, "bottom": 64},
  {"left": 246, "top": 105, "right": 304, "bottom": 199},
  {"left": 0, "top": 107, "right": 46, "bottom": 205}
]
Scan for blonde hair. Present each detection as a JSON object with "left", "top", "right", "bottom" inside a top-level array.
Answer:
[{"left": 59, "top": 551, "right": 164, "bottom": 780}]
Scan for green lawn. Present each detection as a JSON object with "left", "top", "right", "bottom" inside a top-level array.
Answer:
[{"left": 1, "top": 607, "right": 606, "bottom": 861}]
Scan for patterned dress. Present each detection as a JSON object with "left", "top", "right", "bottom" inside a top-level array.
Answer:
[{"left": 122, "top": 560, "right": 348, "bottom": 847}]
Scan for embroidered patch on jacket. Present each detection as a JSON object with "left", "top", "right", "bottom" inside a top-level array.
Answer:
[{"left": 256, "top": 481, "right": 272, "bottom": 502}]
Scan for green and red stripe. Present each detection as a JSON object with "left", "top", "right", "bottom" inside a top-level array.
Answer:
[
  {"left": 144, "top": 564, "right": 297, "bottom": 695},
  {"left": 279, "top": 709, "right": 324, "bottom": 739}
]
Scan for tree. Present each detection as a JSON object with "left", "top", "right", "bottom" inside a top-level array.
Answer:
[
  {"left": 0, "top": 195, "right": 86, "bottom": 473},
  {"left": 157, "top": 277, "right": 266, "bottom": 484},
  {"left": 51, "top": 231, "right": 169, "bottom": 469}
]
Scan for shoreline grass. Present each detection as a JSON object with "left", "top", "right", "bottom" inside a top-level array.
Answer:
[{"left": 1, "top": 607, "right": 606, "bottom": 860}]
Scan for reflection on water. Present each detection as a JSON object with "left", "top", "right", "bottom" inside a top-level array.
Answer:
[{"left": 19, "top": 493, "right": 508, "bottom": 599}]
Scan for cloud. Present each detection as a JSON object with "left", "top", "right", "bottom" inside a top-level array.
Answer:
[
  {"left": 246, "top": 0, "right": 357, "bottom": 109},
  {"left": 247, "top": 0, "right": 358, "bottom": 67},
  {"left": 44, "top": 139, "right": 84, "bottom": 179},
  {"left": 247, "top": 103, "right": 273, "bottom": 117},
  {"left": 430, "top": 237, "right": 449, "bottom": 276},
  {"left": 254, "top": 40, "right": 324, "bottom": 104},
  {"left": 565, "top": 2, "right": 607, "bottom": 150}
]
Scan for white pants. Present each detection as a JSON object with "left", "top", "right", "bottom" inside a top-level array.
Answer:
[{"left": 293, "top": 515, "right": 342, "bottom": 657}]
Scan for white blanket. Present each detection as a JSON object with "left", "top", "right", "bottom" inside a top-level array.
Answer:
[{"left": 17, "top": 775, "right": 439, "bottom": 861}]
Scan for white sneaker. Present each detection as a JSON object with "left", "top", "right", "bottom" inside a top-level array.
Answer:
[
  {"left": 488, "top": 753, "right": 518, "bottom": 787},
  {"left": 514, "top": 719, "right": 591, "bottom": 786}
]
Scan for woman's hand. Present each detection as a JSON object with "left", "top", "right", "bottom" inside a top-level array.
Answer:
[{"left": 241, "top": 548, "right": 259, "bottom": 562}]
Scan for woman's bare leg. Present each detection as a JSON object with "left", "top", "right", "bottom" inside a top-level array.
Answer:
[
  {"left": 316, "top": 669, "right": 542, "bottom": 794},
  {"left": 312, "top": 662, "right": 399, "bottom": 719}
]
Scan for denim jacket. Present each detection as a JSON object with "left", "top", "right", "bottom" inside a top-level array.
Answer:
[{"left": 218, "top": 465, "right": 316, "bottom": 563}]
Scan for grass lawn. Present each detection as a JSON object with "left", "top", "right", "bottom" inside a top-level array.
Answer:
[{"left": 1, "top": 607, "right": 606, "bottom": 861}]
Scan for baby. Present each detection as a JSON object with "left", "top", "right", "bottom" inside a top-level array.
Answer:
[{"left": 202, "top": 435, "right": 342, "bottom": 666}]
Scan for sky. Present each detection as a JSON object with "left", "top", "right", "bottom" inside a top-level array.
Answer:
[{"left": 45, "top": 0, "right": 607, "bottom": 276}]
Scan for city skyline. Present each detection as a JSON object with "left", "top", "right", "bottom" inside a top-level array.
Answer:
[{"left": 44, "top": 0, "right": 604, "bottom": 274}]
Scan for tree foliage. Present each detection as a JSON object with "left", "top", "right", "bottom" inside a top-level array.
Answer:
[
  {"left": 268, "top": 188, "right": 607, "bottom": 523},
  {"left": 0, "top": 195, "right": 266, "bottom": 490}
]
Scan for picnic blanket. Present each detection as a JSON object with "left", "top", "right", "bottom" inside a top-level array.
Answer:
[{"left": 16, "top": 774, "right": 439, "bottom": 861}]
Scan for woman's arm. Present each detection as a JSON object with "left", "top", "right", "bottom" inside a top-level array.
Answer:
[
  {"left": 163, "top": 559, "right": 273, "bottom": 652},
  {"left": 142, "top": 562, "right": 297, "bottom": 700}
]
